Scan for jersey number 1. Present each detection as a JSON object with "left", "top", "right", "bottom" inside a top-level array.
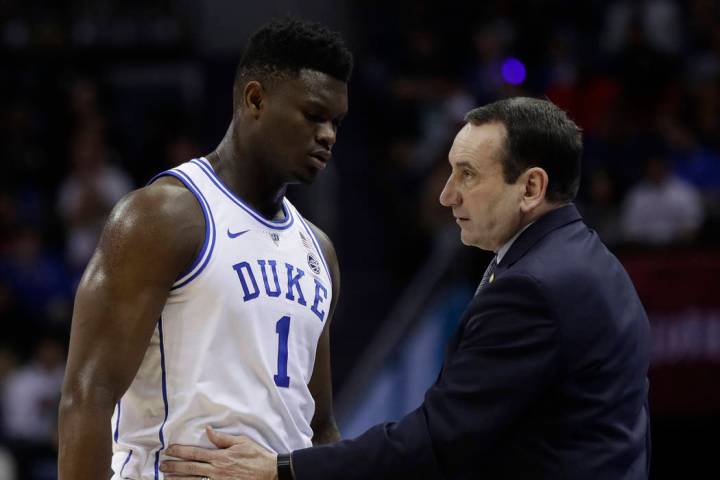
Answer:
[{"left": 274, "top": 316, "right": 291, "bottom": 388}]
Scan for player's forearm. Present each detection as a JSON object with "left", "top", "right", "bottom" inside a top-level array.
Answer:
[
  {"left": 312, "top": 417, "right": 341, "bottom": 445},
  {"left": 58, "top": 394, "right": 114, "bottom": 479}
]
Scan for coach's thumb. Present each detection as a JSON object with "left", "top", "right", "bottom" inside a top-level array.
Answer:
[{"left": 207, "top": 425, "right": 242, "bottom": 448}]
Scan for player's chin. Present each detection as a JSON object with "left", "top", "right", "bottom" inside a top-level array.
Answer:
[{"left": 295, "top": 167, "right": 321, "bottom": 184}]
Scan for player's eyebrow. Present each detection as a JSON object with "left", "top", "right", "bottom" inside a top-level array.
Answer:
[{"left": 304, "top": 99, "right": 346, "bottom": 121}]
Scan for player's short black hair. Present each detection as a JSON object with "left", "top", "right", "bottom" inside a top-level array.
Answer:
[
  {"left": 465, "top": 97, "right": 583, "bottom": 203},
  {"left": 235, "top": 17, "right": 353, "bottom": 95}
]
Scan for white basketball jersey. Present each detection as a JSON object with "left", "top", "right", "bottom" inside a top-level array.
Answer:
[{"left": 110, "top": 157, "right": 333, "bottom": 479}]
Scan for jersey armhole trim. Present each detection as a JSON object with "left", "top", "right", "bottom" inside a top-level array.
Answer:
[
  {"left": 295, "top": 214, "right": 332, "bottom": 283},
  {"left": 148, "top": 169, "right": 216, "bottom": 290}
]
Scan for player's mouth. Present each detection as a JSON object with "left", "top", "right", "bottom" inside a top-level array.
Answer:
[{"left": 308, "top": 150, "right": 330, "bottom": 170}]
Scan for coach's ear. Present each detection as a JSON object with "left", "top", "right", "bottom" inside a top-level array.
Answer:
[{"left": 519, "top": 167, "right": 548, "bottom": 213}]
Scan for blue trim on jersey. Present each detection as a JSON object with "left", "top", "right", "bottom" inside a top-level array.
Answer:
[
  {"left": 167, "top": 169, "right": 217, "bottom": 289},
  {"left": 113, "top": 400, "right": 121, "bottom": 442},
  {"left": 296, "top": 214, "right": 331, "bottom": 280},
  {"left": 120, "top": 450, "right": 133, "bottom": 478},
  {"left": 154, "top": 317, "right": 170, "bottom": 480},
  {"left": 191, "top": 157, "right": 295, "bottom": 230},
  {"left": 150, "top": 169, "right": 217, "bottom": 290}
]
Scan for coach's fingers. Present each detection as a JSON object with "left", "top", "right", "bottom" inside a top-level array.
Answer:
[
  {"left": 164, "top": 443, "right": 215, "bottom": 462},
  {"left": 160, "top": 459, "right": 212, "bottom": 476},
  {"left": 207, "top": 425, "right": 244, "bottom": 449}
]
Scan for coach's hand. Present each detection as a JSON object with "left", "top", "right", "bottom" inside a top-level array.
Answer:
[{"left": 160, "top": 426, "right": 278, "bottom": 480}]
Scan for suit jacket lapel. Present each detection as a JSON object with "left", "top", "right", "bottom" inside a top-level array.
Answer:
[{"left": 448, "top": 204, "right": 583, "bottom": 353}]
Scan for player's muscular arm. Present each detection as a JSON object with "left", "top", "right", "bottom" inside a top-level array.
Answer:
[
  {"left": 58, "top": 178, "right": 204, "bottom": 479},
  {"left": 307, "top": 222, "right": 341, "bottom": 445}
]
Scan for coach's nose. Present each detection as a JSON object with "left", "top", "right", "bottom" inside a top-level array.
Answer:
[{"left": 439, "top": 174, "right": 460, "bottom": 207}]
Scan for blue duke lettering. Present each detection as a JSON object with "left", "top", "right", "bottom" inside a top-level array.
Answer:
[
  {"left": 232, "top": 262, "right": 260, "bottom": 301},
  {"left": 258, "top": 259, "right": 281, "bottom": 297},
  {"left": 310, "top": 279, "right": 327, "bottom": 321},
  {"left": 232, "top": 259, "right": 328, "bottom": 321},
  {"left": 285, "top": 263, "right": 307, "bottom": 306}
]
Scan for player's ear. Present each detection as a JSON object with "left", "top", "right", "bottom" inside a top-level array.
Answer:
[
  {"left": 519, "top": 167, "right": 548, "bottom": 213},
  {"left": 242, "top": 81, "right": 265, "bottom": 119}
]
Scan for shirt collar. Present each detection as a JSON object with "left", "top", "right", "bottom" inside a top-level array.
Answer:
[{"left": 496, "top": 221, "right": 535, "bottom": 265}]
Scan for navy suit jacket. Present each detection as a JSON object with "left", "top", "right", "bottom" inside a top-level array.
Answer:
[{"left": 294, "top": 205, "right": 651, "bottom": 479}]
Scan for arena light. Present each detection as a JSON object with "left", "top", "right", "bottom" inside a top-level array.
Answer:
[{"left": 501, "top": 57, "right": 526, "bottom": 85}]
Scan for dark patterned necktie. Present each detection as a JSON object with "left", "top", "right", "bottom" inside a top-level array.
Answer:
[{"left": 475, "top": 255, "right": 498, "bottom": 296}]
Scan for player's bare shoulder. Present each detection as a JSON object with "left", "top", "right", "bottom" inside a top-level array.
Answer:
[{"left": 96, "top": 176, "right": 205, "bottom": 280}]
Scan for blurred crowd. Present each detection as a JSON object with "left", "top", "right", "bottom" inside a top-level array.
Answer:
[
  {"left": 357, "top": 0, "right": 720, "bottom": 256},
  {"left": 1, "top": 0, "right": 720, "bottom": 477}
]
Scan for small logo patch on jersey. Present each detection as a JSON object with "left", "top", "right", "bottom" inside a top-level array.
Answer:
[
  {"left": 307, "top": 253, "right": 321, "bottom": 274},
  {"left": 299, "top": 231, "right": 313, "bottom": 250},
  {"left": 269, "top": 232, "right": 280, "bottom": 246},
  {"left": 227, "top": 228, "right": 250, "bottom": 239}
]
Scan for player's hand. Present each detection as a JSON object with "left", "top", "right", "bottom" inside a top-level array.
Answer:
[{"left": 160, "top": 426, "right": 278, "bottom": 480}]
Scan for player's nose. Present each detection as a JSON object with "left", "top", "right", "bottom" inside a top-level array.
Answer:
[{"left": 316, "top": 121, "right": 336, "bottom": 150}]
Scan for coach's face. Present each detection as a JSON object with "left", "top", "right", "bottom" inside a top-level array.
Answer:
[{"left": 439, "top": 122, "right": 525, "bottom": 251}]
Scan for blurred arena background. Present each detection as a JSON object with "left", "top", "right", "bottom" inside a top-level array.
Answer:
[{"left": 1, "top": 0, "right": 719, "bottom": 478}]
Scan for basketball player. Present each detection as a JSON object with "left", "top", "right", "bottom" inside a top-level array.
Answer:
[{"left": 58, "top": 18, "right": 352, "bottom": 479}]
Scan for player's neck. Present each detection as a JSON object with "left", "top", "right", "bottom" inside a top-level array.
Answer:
[{"left": 209, "top": 129, "right": 288, "bottom": 221}]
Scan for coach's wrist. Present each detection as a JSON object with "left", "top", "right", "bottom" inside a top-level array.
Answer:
[{"left": 277, "top": 452, "right": 294, "bottom": 480}]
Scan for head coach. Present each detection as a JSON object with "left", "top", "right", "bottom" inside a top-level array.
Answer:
[{"left": 161, "top": 97, "right": 651, "bottom": 480}]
